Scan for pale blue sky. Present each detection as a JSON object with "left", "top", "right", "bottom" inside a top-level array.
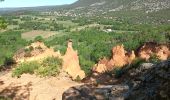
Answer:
[{"left": 0, "top": 0, "right": 78, "bottom": 8}]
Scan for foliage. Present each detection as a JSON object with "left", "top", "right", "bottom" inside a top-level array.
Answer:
[
  {"left": 46, "top": 24, "right": 169, "bottom": 74},
  {"left": 18, "top": 20, "right": 66, "bottom": 31},
  {"left": 36, "top": 57, "right": 62, "bottom": 77},
  {"left": 129, "top": 58, "right": 146, "bottom": 68},
  {"left": 34, "top": 36, "right": 44, "bottom": 42},
  {"left": 12, "top": 61, "right": 39, "bottom": 78},
  {"left": 149, "top": 54, "right": 160, "bottom": 63},
  {"left": 74, "top": 76, "right": 81, "bottom": 82},
  {"left": 0, "top": 17, "right": 7, "bottom": 29},
  {"left": 4, "top": 56, "right": 15, "bottom": 66},
  {"left": 114, "top": 68, "right": 124, "bottom": 78},
  {"left": 12, "top": 57, "right": 62, "bottom": 78},
  {"left": 0, "top": 31, "right": 27, "bottom": 66}
]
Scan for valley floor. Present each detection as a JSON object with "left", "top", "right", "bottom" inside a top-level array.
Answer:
[{"left": 0, "top": 70, "right": 81, "bottom": 100}]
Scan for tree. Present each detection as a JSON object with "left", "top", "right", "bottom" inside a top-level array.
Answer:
[{"left": 0, "top": 17, "right": 7, "bottom": 29}]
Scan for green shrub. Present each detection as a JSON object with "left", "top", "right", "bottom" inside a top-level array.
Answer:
[
  {"left": 36, "top": 57, "right": 62, "bottom": 77},
  {"left": 130, "top": 58, "right": 145, "bottom": 68},
  {"left": 12, "top": 61, "right": 39, "bottom": 78},
  {"left": 12, "top": 57, "right": 62, "bottom": 78},
  {"left": 149, "top": 54, "right": 160, "bottom": 63},
  {"left": 113, "top": 68, "right": 124, "bottom": 78},
  {"left": 4, "top": 56, "right": 15, "bottom": 66},
  {"left": 34, "top": 36, "right": 44, "bottom": 42},
  {"left": 29, "top": 46, "right": 34, "bottom": 51},
  {"left": 74, "top": 76, "right": 81, "bottom": 82},
  {"left": 0, "top": 31, "right": 27, "bottom": 66}
]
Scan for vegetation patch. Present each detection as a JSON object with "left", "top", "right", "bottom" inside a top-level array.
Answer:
[
  {"left": 12, "top": 61, "right": 39, "bottom": 78},
  {"left": 0, "top": 31, "right": 27, "bottom": 68},
  {"left": 12, "top": 57, "right": 62, "bottom": 78},
  {"left": 36, "top": 57, "right": 62, "bottom": 77}
]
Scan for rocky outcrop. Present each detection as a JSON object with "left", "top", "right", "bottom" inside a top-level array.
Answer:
[
  {"left": 13, "top": 41, "right": 85, "bottom": 80},
  {"left": 137, "top": 42, "right": 170, "bottom": 60},
  {"left": 125, "top": 59, "right": 170, "bottom": 100},
  {"left": 93, "top": 42, "right": 170, "bottom": 73},
  {"left": 62, "top": 40, "right": 85, "bottom": 80},
  {"left": 93, "top": 45, "right": 136, "bottom": 73},
  {"left": 62, "top": 84, "right": 130, "bottom": 100},
  {"left": 13, "top": 42, "right": 61, "bottom": 63},
  {"left": 63, "top": 59, "right": 170, "bottom": 100}
]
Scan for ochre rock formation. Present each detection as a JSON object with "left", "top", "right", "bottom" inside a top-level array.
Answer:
[
  {"left": 137, "top": 42, "right": 170, "bottom": 60},
  {"left": 93, "top": 42, "right": 170, "bottom": 73},
  {"left": 13, "top": 42, "right": 61, "bottom": 63},
  {"left": 93, "top": 45, "right": 136, "bottom": 73},
  {"left": 62, "top": 40, "right": 85, "bottom": 80}
]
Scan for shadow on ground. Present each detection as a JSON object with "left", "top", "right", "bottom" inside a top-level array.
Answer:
[{"left": 0, "top": 82, "right": 32, "bottom": 100}]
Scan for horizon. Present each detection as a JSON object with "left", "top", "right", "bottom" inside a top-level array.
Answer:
[{"left": 0, "top": 0, "right": 78, "bottom": 8}]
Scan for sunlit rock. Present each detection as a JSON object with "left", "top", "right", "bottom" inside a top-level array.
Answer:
[
  {"left": 62, "top": 40, "right": 85, "bottom": 80},
  {"left": 138, "top": 42, "right": 170, "bottom": 60},
  {"left": 93, "top": 45, "right": 136, "bottom": 73}
]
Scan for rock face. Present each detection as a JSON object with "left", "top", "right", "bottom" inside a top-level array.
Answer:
[
  {"left": 93, "top": 43, "right": 170, "bottom": 73},
  {"left": 63, "top": 59, "right": 170, "bottom": 100},
  {"left": 93, "top": 45, "right": 136, "bottom": 73},
  {"left": 13, "top": 42, "right": 61, "bottom": 63},
  {"left": 137, "top": 42, "right": 170, "bottom": 60},
  {"left": 62, "top": 40, "right": 85, "bottom": 80},
  {"left": 62, "top": 84, "right": 130, "bottom": 100},
  {"left": 125, "top": 60, "right": 170, "bottom": 100}
]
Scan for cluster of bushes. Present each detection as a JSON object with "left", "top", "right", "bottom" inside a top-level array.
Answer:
[
  {"left": 0, "top": 31, "right": 27, "bottom": 68},
  {"left": 0, "top": 17, "right": 7, "bottom": 29},
  {"left": 72, "top": 17, "right": 93, "bottom": 26},
  {"left": 12, "top": 57, "right": 62, "bottom": 77},
  {"left": 19, "top": 21, "right": 66, "bottom": 31}
]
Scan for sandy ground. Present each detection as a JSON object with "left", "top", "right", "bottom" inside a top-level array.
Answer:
[{"left": 0, "top": 71, "right": 81, "bottom": 100}]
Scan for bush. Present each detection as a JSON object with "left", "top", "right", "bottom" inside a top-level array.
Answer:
[
  {"left": 0, "top": 31, "right": 27, "bottom": 66},
  {"left": 12, "top": 57, "right": 62, "bottom": 78},
  {"left": 34, "top": 36, "right": 44, "bottom": 42},
  {"left": 36, "top": 57, "right": 62, "bottom": 77},
  {"left": 4, "top": 56, "right": 15, "bottom": 66},
  {"left": 130, "top": 58, "right": 145, "bottom": 68},
  {"left": 113, "top": 68, "right": 124, "bottom": 78},
  {"left": 149, "top": 54, "right": 160, "bottom": 63},
  {"left": 12, "top": 61, "right": 39, "bottom": 78}
]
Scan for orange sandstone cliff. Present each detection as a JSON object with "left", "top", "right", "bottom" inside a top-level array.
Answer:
[
  {"left": 62, "top": 40, "right": 85, "bottom": 80},
  {"left": 137, "top": 42, "right": 170, "bottom": 60},
  {"left": 93, "top": 42, "right": 170, "bottom": 73},
  {"left": 93, "top": 45, "right": 136, "bottom": 73}
]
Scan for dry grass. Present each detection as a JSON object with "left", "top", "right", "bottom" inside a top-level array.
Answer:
[{"left": 22, "top": 30, "right": 59, "bottom": 40}]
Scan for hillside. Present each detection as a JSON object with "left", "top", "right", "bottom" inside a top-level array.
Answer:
[
  {"left": 1, "top": 0, "right": 170, "bottom": 24},
  {"left": 67, "top": 0, "right": 170, "bottom": 24},
  {"left": 71, "top": 0, "right": 170, "bottom": 12}
]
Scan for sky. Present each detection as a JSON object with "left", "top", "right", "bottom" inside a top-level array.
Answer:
[{"left": 0, "top": 0, "right": 78, "bottom": 8}]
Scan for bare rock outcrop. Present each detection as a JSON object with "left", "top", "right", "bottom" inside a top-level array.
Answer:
[
  {"left": 137, "top": 42, "right": 170, "bottom": 60},
  {"left": 13, "top": 42, "right": 61, "bottom": 63},
  {"left": 62, "top": 40, "right": 85, "bottom": 80},
  {"left": 63, "top": 59, "right": 170, "bottom": 100},
  {"left": 93, "top": 45, "right": 136, "bottom": 73}
]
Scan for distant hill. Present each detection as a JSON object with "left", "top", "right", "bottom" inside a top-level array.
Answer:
[
  {"left": 0, "top": 0, "right": 170, "bottom": 24},
  {"left": 1, "top": 0, "right": 170, "bottom": 13},
  {"left": 71, "top": 0, "right": 170, "bottom": 12}
]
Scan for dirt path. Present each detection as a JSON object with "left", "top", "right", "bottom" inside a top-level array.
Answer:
[{"left": 0, "top": 71, "right": 81, "bottom": 100}]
